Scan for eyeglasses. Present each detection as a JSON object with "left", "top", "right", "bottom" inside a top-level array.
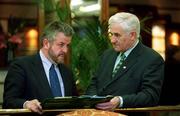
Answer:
[{"left": 108, "top": 32, "right": 121, "bottom": 38}]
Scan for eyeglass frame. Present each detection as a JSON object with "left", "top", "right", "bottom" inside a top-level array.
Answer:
[
  {"left": 108, "top": 31, "right": 134, "bottom": 40},
  {"left": 108, "top": 32, "right": 122, "bottom": 38}
]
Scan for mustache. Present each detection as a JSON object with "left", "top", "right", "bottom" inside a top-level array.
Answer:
[{"left": 58, "top": 52, "right": 65, "bottom": 56}]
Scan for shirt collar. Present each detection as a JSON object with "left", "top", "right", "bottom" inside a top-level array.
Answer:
[
  {"left": 39, "top": 50, "right": 53, "bottom": 70},
  {"left": 123, "top": 39, "right": 139, "bottom": 57}
]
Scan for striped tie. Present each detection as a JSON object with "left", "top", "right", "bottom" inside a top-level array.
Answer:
[{"left": 112, "top": 53, "right": 126, "bottom": 78}]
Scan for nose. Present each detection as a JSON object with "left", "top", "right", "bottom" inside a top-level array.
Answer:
[{"left": 110, "top": 37, "right": 117, "bottom": 43}]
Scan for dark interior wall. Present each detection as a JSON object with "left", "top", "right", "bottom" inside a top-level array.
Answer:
[{"left": 110, "top": 0, "right": 180, "bottom": 24}]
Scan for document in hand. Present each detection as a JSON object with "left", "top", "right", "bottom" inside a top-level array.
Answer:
[{"left": 41, "top": 95, "right": 113, "bottom": 109}]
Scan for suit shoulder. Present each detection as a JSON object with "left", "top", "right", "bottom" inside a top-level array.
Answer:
[
  {"left": 59, "top": 63, "right": 72, "bottom": 72},
  {"left": 102, "top": 48, "right": 116, "bottom": 56},
  {"left": 103, "top": 48, "right": 114, "bottom": 54},
  {"left": 10, "top": 54, "right": 39, "bottom": 66},
  {"left": 142, "top": 45, "right": 164, "bottom": 61}
]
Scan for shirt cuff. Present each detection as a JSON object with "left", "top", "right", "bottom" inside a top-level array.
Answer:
[
  {"left": 23, "top": 101, "right": 29, "bottom": 108},
  {"left": 119, "top": 96, "right": 123, "bottom": 107}
]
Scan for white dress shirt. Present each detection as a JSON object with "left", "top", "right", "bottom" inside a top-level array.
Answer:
[{"left": 39, "top": 50, "right": 65, "bottom": 97}]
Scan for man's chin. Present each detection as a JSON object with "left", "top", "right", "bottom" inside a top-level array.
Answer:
[
  {"left": 57, "top": 58, "right": 64, "bottom": 64},
  {"left": 114, "top": 47, "right": 119, "bottom": 52}
]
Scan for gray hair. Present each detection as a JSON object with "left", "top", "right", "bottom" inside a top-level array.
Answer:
[
  {"left": 40, "top": 21, "right": 74, "bottom": 45},
  {"left": 108, "top": 12, "right": 140, "bottom": 38}
]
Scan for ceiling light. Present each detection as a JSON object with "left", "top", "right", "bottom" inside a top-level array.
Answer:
[
  {"left": 79, "top": 4, "right": 100, "bottom": 12},
  {"left": 71, "top": 0, "right": 83, "bottom": 6}
]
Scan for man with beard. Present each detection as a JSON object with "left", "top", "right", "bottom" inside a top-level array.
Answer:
[{"left": 3, "top": 21, "right": 78, "bottom": 114}]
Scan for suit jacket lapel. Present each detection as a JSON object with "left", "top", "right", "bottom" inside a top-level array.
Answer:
[
  {"left": 100, "top": 50, "right": 119, "bottom": 86},
  {"left": 32, "top": 54, "right": 52, "bottom": 97},
  {"left": 110, "top": 42, "right": 143, "bottom": 82},
  {"left": 107, "top": 51, "right": 119, "bottom": 77},
  {"left": 57, "top": 64, "right": 67, "bottom": 95}
]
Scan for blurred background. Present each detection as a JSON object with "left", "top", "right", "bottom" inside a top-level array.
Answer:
[{"left": 0, "top": 0, "right": 180, "bottom": 109}]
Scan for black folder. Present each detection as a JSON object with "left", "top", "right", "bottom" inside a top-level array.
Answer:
[{"left": 41, "top": 95, "right": 113, "bottom": 109}]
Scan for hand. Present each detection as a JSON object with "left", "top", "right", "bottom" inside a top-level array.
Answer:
[
  {"left": 24, "top": 99, "right": 42, "bottom": 114},
  {"left": 96, "top": 96, "right": 120, "bottom": 111}
]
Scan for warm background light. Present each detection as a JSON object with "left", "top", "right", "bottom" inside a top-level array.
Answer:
[
  {"left": 79, "top": 4, "right": 100, "bottom": 12},
  {"left": 152, "top": 25, "right": 165, "bottom": 37},
  {"left": 26, "top": 28, "right": 38, "bottom": 55},
  {"left": 152, "top": 25, "right": 165, "bottom": 60},
  {"left": 169, "top": 32, "right": 179, "bottom": 46}
]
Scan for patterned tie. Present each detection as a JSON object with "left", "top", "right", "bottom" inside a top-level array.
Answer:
[
  {"left": 49, "top": 64, "right": 62, "bottom": 97},
  {"left": 112, "top": 53, "right": 126, "bottom": 78}
]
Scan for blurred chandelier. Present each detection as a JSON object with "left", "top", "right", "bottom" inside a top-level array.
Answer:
[{"left": 70, "top": 0, "right": 100, "bottom": 16}]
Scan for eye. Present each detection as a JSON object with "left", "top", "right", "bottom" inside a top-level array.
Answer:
[
  {"left": 108, "top": 32, "right": 121, "bottom": 38},
  {"left": 66, "top": 44, "right": 70, "bottom": 48},
  {"left": 57, "top": 43, "right": 64, "bottom": 47},
  {"left": 113, "top": 33, "right": 121, "bottom": 38}
]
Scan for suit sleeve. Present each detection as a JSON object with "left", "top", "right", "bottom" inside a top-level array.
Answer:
[
  {"left": 85, "top": 54, "right": 106, "bottom": 95},
  {"left": 3, "top": 59, "right": 27, "bottom": 108},
  {"left": 85, "top": 73, "right": 98, "bottom": 95}
]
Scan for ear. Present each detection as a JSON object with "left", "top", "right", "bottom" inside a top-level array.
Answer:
[
  {"left": 42, "top": 38, "right": 50, "bottom": 49},
  {"left": 129, "top": 31, "right": 136, "bottom": 40}
]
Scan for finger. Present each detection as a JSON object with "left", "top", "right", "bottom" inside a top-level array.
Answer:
[
  {"left": 31, "top": 106, "right": 43, "bottom": 115},
  {"left": 110, "top": 97, "right": 120, "bottom": 108},
  {"left": 28, "top": 100, "right": 43, "bottom": 114},
  {"left": 96, "top": 102, "right": 111, "bottom": 107},
  {"left": 96, "top": 105, "right": 112, "bottom": 110},
  {"left": 35, "top": 100, "right": 42, "bottom": 110},
  {"left": 34, "top": 101, "right": 43, "bottom": 114},
  {"left": 96, "top": 102, "right": 113, "bottom": 110}
]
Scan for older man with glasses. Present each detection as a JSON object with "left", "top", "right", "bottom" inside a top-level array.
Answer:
[{"left": 86, "top": 12, "right": 164, "bottom": 113}]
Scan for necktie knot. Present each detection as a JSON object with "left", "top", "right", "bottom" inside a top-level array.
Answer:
[
  {"left": 120, "top": 53, "right": 126, "bottom": 61},
  {"left": 50, "top": 64, "right": 54, "bottom": 72}
]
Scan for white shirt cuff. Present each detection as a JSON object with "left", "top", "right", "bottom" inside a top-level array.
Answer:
[
  {"left": 23, "top": 101, "right": 29, "bottom": 108},
  {"left": 119, "top": 96, "right": 123, "bottom": 107}
]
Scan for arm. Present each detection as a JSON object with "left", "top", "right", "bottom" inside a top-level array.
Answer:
[
  {"left": 122, "top": 56, "right": 164, "bottom": 107},
  {"left": 96, "top": 54, "right": 164, "bottom": 109},
  {"left": 85, "top": 73, "right": 98, "bottom": 95},
  {"left": 86, "top": 49, "right": 116, "bottom": 95},
  {"left": 3, "top": 59, "right": 43, "bottom": 114},
  {"left": 3, "top": 60, "right": 27, "bottom": 108}
]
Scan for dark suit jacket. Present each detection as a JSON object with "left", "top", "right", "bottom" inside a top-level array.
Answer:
[
  {"left": 3, "top": 53, "right": 78, "bottom": 108},
  {"left": 86, "top": 42, "right": 164, "bottom": 108}
]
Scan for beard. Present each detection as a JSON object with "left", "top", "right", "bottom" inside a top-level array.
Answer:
[{"left": 48, "top": 49, "right": 65, "bottom": 64}]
